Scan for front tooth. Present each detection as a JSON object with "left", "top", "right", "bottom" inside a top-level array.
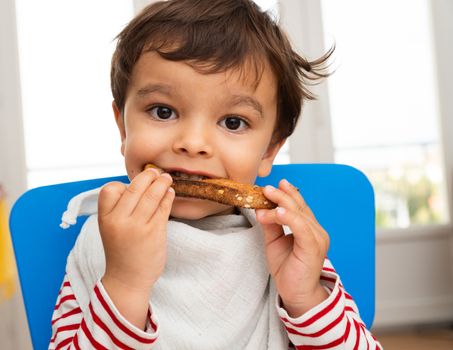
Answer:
[
  {"left": 188, "top": 174, "right": 204, "bottom": 181},
  {"left": 171, "top": 171, "right": 206, "bottom": 180}
]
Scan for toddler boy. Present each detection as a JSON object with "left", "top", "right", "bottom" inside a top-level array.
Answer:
[{"left": 50, "top": 1, "right": 382, "bottom": 349}]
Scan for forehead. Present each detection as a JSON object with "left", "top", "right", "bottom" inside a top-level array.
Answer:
[{"left": 128, "top": 52, "right": 278, "bottom": 106}]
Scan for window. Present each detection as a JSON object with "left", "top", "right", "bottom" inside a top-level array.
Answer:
[
  {"left": 321, "top": 0, "right": 450, "bottom": 228},
  {"left": 15, "top": 0, "right": 133, "bottom": 188}
]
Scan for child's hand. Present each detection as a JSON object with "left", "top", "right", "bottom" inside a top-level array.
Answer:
[
  {"left": 255, "top": 179, "right": 330, "bottom": 318},
  {"left": 98, "top": 168, "right": 175, "bottom": 293}
]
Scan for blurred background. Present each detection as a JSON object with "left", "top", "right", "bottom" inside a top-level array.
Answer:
[{"left": 0, "top": 0, "right": 452, "bottom": 348}]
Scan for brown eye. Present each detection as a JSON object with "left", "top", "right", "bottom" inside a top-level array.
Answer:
[
  {"left": 221, "top": 116, "right": 248, "bottom": 131},
  {"left": 149, "top": 106, "right": 176, "bottom": 120}
]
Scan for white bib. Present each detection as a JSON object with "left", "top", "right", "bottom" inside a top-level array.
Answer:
[{"left": 63, "top": 188, "right": 289, "bottom": 349}]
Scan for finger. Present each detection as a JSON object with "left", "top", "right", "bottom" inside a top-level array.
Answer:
[
  {"left": 278, "top": 179, "right": 311, "bottom": 214},
  {"left": 98, "top": 181, "right": 127, "bottom": 217},
  {"left": 259, "top": 207, "right": 313, "bottom": 240},
  {"left": 264, "top": 181, "right": 315, "bottom": 219},
  {"left": 303, "top": 216, "right": 331, "bottom": 254},
  {"left": 255, "top": 208, "right": 279, "bottom": 226},
  {"left": 256, "top": 206, "right": 309, "bottom": 226},
  {"left": 274, "top": 207, "right": 323, "bottom": 254},
  {"left": 113, "top": 168, "right": 160, "bottom": 216},
  {"left": 150, "top": 184, "right": 176, "bottom": 226},
  {"left": 133, "top": 173, "right": 173, "bottom": 220},
  {"left": 256, "top": 209, "right": 285, "bottom": 244},
  {"left": 258, "top": 206, "right": 318, "bottom": 231},
  {"left": 262, "top": 184, "right": 301, "bottom": 214},
  {"left": 262, "top": 206, "right": 329, "bottom": 254}
]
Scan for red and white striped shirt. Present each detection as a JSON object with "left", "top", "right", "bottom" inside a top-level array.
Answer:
[{"left": 49, "top": 260, "right": 382, "bottom": 349}]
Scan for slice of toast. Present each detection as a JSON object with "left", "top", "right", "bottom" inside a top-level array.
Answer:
[{"left": 145, "top": 164, "right": 276, "bottom": 209}]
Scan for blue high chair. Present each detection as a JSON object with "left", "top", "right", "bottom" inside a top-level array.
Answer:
[{"left": 9, "top": 164, "right": 375, "bottom": 350}]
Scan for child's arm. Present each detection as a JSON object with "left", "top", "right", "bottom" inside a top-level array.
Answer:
[
  {"left": 277, "top": 259, "right": 383, "bottom": 349},
  {"left": 256, "top": 179, "right": 383, "bottom": 349},
  {"left": 50, "top": 169, "right": 174, "bottom": 349},
  {"left": 49, "top": 274, "right": 158, "bottom": 349},
  {"left": 97, "top": 168, "right": 174, "bottom": 330}
]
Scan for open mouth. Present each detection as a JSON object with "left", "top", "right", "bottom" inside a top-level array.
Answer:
[
  {"left": 144, "top": 164, "right": 213, "bottom": 181},
  {"left": 169, "top": 171, "right": 209, "bottom": 181}
]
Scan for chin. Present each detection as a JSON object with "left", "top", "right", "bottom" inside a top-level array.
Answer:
[{"left": 170, "top": 196, "right": 234, "bottom": 220}]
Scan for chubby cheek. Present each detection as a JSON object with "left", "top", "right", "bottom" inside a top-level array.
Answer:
[
  {"left": 224, "top": 142, "right": 269, "bottom": 184},
  {"left": 123, "top": 133, "right": 163, "bottom": 180},
  {"left": 123, "top": 150, "right": 141, "bottom": 180}
]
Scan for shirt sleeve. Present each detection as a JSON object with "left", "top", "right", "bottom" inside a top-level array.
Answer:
[
  {"left": 49, "top": 274, "right": 159, "bottom": 349},
  {"left": 277, "top": 259, "right": 383, "bottom": 349}
]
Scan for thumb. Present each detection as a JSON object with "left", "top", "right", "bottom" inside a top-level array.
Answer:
[{"left": 98, "top": 182, "right": 126, "bottom": 217}]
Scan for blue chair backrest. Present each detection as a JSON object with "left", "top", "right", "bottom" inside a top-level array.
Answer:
[{"left": 9, "top": 164, "right": 375, "bottom": 349}]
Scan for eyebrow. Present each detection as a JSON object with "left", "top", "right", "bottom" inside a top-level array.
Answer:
[
  {"left": 136, "top": 83, "right": 263, "bottom": 117},
  {"left": 229, "top": 94, "right": 263, "bottom": 117},
  {"left": 136, "top": 83, "right": 174, "bottom": 98}
]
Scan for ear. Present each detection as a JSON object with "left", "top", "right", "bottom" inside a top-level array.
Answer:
[
  {"left": 112, "top": 101, "right": 126, "bottom": 156},
  {"left": 257, "top": 138, "right": 287, "bottom": 178}
]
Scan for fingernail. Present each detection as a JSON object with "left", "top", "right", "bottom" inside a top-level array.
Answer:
[
  {"left": 162, "top": 173, "right": 172, "bottom": 180},
  {"left": 276, "top": 207, "right": 286, "bottom": 215},
  {"left": 147, "top": 168, "right": 160, "bottom": 176},
  {"left": 282, "top": 179, "right": 299, "bottom": 191},
  {"left": 265, "top": 185, "right": 276, "bottom": 192}
]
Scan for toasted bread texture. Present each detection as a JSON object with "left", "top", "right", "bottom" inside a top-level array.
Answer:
[{"left": 144, "top": 164, "right": 276, "bottom": 209}]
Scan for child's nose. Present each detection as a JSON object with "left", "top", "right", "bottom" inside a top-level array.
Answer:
[{"left": 172, "top": 123, "right": 213, "bottom": 157}]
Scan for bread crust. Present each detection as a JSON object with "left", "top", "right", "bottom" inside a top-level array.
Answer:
[{"left": 145, "top": 164, "right": 276, "bottom": 209}]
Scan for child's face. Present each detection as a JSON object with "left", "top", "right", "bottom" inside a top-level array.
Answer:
[{"left": 113, "top": 51, "right": 284, "bottom": 219}]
